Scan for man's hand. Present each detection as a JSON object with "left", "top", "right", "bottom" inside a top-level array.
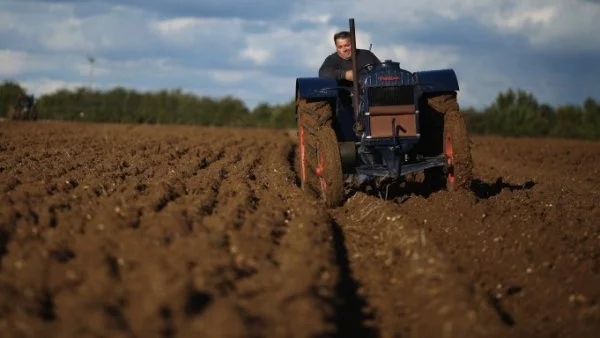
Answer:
[{"left": 344, "top": 70, "right": 353, "bottom": 81}]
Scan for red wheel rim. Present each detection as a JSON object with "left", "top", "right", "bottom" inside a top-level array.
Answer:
[
  {"left": 445, "top": 133, "right": 455, "bottom": 186},
  {"left": 317, "top": 151, "right": 328, "bottom": 191},
  {"left": 299, "top": 115, "right": 306, "bottom": 185}
]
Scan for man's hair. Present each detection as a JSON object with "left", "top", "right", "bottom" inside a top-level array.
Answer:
[{"left": 333, "top": 31, "right": 351, "bottom": 42}]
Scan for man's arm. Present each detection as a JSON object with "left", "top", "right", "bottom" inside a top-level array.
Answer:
[{"left": 318, "top": 54, "right": 345, "bottom": 80}]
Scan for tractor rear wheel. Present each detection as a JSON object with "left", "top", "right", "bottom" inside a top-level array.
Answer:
[
  {"left": 421, "top": 93, "right": 473, "bottom": 192},
  {"left": 296, "top": 98, "right": 344, "bottom": 207},
  {"left": 443, "top": 109, "right": 473, "bottom": 191}
]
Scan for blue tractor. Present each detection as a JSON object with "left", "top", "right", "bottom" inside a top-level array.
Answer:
[{"left": 295, "top": 18, "right": 473, "bottom": 207}]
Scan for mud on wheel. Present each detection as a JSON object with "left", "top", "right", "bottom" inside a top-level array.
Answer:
[
  {"left": 421, "top": 92, "right": 473, "bottom": 191},
  {"left": 295, "top": 97, "right": 344, "bottom": 207},
  {"left": 443, "top": 109, "right": 473, "bottom": 191}
]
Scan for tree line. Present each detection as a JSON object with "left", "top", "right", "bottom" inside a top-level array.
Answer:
[
  {"left": 1, "top": 80, "right": 599, "bottom": 140},
  {"left": 463, "top": 89, "right": 600, "bottom": 140},
  {"left": 0, "top": 81, "right": 296, "bottom": 129}
]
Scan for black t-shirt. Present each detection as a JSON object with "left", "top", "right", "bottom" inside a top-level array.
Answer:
[{"left": 318, "top": 49, "right": 381, "bottom": 80}]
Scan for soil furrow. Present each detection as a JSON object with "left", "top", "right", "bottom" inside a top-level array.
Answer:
[
  {"left": 1, "top": 121, "right": 599, "bottom": 338},
  {"left": 388, "top": 136, "right": 600, "bottom": 338},
  {"left": 331, "top": 192, "right": 513, "bottom": 338}
]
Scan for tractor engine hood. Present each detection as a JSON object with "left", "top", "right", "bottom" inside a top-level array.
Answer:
[{"left": 360, "top": 60, "right": 417, "bottom": 88}]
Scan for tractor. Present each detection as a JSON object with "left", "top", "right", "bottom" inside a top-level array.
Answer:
[
  {"left": 7, "top": 93, "right": 38, "bottom": 121},
  {"left": 295, "top": 18, "right": 473, "bottom": 207}
]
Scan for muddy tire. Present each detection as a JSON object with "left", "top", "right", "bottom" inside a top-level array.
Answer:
[
  {"left": 296, "top": 98, "right": 344, "bottom": 207},
  {"left": 443, "top": 110, "right": 473, "bottom": 191},
  {"left": 421, "top": 93, "right": 473, "bottom": 191}
]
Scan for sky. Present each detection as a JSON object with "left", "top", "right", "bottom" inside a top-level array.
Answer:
[{"left": 1, "top": 0, "right": 599, "bottom": 109}]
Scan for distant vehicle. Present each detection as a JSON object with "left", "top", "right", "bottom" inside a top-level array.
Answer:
[
  {"left": 8, "top": 93, "right": 38, "bottom": 121},
  {"left": 295, "top": 18, "right": 473, "bottom": 207}
]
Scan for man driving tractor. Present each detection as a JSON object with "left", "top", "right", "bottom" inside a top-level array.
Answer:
[
  {"left": 318, "top": 31, "right": 381, "bottom": 82},
  {"left": 318, "top": 31, "right": 381, "bottom": 136}
]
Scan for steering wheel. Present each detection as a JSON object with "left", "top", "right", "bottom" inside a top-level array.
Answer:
[{"left": 358, "top": 63, "right": 375, "bottom": 74}]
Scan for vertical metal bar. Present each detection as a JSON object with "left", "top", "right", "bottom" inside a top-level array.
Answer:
[
  {"left": 392, "top": 118, "right": 397, "bottom": 146},
  {"left": 349, "top": 18, "right": 359, "bottom": 120}
]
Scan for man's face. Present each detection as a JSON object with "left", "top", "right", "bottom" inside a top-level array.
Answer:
[{"left": 335, "top": 37, "right": 352, "bottom": 60}]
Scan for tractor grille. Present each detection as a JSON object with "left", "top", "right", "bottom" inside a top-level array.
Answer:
[{"left": 368, "top": 86, "right": 414, "bottom": 106}]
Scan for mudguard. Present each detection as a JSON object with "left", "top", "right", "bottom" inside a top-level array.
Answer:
[
  {"left": 296, "top": 77, "right": 340, "bottom": 99},
  {"left": 414, "top": 69, "right": 459, "bottom": 93}
]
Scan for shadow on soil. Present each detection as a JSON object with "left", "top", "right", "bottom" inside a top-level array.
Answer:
[
  {"left": 330, "top": 220, "right": 379, "bottom": 338},
  {"left": 288, "top": 139, "right": 535, "bottom": 203},
  {"left": 0, "top": 228, "right": 9, "bottom": 259},
  {"left": 287, "top": 145, "right": 378, "bottom": 336},
  {"left": 486, "top": 292, "right": 516, "bottom": 327},
  {"left": 351, "top": 177, "right": 536, "bottom": 202},
  {"left": 470, "top": 178, "right": 536, "bottom": 199}
]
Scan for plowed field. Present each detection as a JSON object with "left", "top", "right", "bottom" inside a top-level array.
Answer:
[{"left": 1, "top": 120, "right": 599, "bottom": 338}]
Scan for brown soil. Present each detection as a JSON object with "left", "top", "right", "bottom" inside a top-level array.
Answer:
[{"left": 1, "top": 120, "right": 599, "bottom": 338}]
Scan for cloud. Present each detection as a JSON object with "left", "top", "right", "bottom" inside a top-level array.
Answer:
[
  {"left": 208, "top": 70, "right": 251, "bottom": 84},
  {"left": 240, "top": 47, "right": 272, "bottom": 65},
  {"left": 373, "top": 45, "right": 461, "bottom": 71},
  {"left": 150, "top": 17, "right": 247, "bottom": 55},
  {"left": 18, "top": 0, "right": 294, "bottom": 19},
  {"left": 152, "top": 17, "right": 245, "bottom": 39},
  {"left": 1, "top": 3, "right": 159, "bottom": 56},
  {"left": 326, "top": 0, "right": 600, "bottom": 53},
  {"left": 1, "top": 0, "right": 599, "bottom": 110},
  {"left": 0, "top": 48, "right": 108, "bottom": 79},
  {"left": 20, "top": 78, "right": 87, "bottom": 96},
  {"left": 488, "top": 1, "right": 600, "bottom": 52},
  {"left": 0, "top": 50, "right": 28, "bottom": 76}
]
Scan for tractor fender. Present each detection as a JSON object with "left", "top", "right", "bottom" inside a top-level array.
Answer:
[
  {"left": 414, "top": 69, "right": 459, "bottom": 93},
  {"left": 296, "top": 77, "right": 339, "bottom": 99}
]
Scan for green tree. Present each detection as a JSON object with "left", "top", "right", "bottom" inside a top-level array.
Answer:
[
  {"left": 251, "top": 102, "right": 274, "bottom": 127},
  {"left": 271, "top": 100, "right": 296, "bottom": 128},
  {"left": 581, "top": 98, "right": 600, "bottom": 139},
  {"left": 0, "top": 81, "right": 26, "bottom": 117},
  {"left": 550, "top": 105, "right": 583, "bottom": 138},
  {"left": 482, "top": 88, "right": 551, "bottom": 137}
]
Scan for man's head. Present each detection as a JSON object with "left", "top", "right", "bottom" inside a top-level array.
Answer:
[{"left": 333, "top": 31, "right": 352, "bottom": 60}]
